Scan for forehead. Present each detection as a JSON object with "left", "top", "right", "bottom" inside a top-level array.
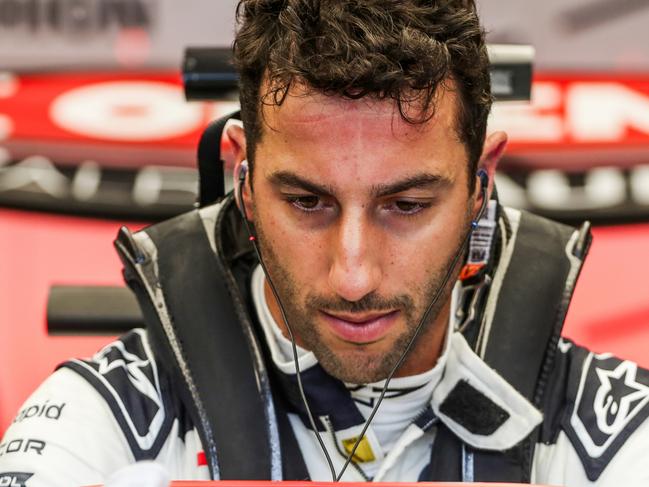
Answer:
[{"left": 259, "top": 83, "right": 461, "bottom": 148}]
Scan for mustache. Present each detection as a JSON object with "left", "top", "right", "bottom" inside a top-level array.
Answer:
[{"left": 306, "top": 292, "right": 414, "bottom": 315}]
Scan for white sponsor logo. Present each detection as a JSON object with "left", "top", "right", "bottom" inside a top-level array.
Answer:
[
  {"left": 0, "top": 440, "right": 45, "bottom": 457},
  {"left": 0, "top": 156, "right": 68, "bottom": 197},
  {"left": 13, "top": 401, "right": 65, "bottom": 423},
  {"left": 50, "top": 81, "right": 204, "bottom": 141},
  {"left": 495, "top": 164, "right": 649, "bottom": 213},
  {"left": 0, "top": 152, "right": 197, "bottom": 207},
  {"left": 0, "top": 0, "right": 151, "bottom": 35},
  {"left": 490, "top": 81, "right": 649, "bottom": 144}
]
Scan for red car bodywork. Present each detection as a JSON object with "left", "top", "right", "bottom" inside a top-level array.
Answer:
[{"left": 1, "top": 72, "right": 648, "bottom": 433}]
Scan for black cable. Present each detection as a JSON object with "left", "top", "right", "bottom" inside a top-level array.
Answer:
[
  {"left": 238, "top": 165, "right": 488, "bottom": 482},
  {"left": 335, "top": 188, "right": 486, "bottom": 480},
  {"left": 237, "top": 168, "right": 338, "bottom": 481}
]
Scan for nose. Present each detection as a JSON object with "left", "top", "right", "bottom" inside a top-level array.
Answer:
[{"left": 328, "top": 210, "right": 382, "bottom": 303}]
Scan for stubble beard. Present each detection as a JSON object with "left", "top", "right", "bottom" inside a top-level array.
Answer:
[{"left": 254, "top": 221, "right": 464, "bottom": 384}]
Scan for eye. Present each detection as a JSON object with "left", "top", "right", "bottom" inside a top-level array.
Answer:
[
  {"left": 286, "top": 195, "right": 325, "bottom": 212},
  {"left": 385, "top": 199, "right": 431, "bottom": 216}
]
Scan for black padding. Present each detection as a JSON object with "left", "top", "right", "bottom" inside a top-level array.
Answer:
[
  {"left": 116, "top": 201, "right": 311, "bottom": 480},
  {"left": 425, "top": 422, "right": 533, "bottom": 483},
  {"left": 429, "top": 210, "right": 590, "bottom": 483},
  {"left": 473, "top": 441, "right": 533, "bottom": 482},
  {"left": 489, "top": 63, "right": 532, "bottom": 101},
  {"left": 439, "top": 380, "right": 510, "bottom": 436},
  {"left": 422, "top": 424, "right": 463, "bottom": 481},
  {"left": 483, "top": 212, "right": 576, "bottom": 401},
  {"left": 47, "top": 286, "right": 143, "bottom": 335},
  {"left": 197, "top": 111, "right": 241, "bottom": 207},
  {"left": 183, "top": 47, "right": 239, "bottom": 101},
  {"left": 471, "top": 212, "right": 588, "bottom": 483},
  {"left": 141, "top": 210, "right": 274, "bottom": 479}
]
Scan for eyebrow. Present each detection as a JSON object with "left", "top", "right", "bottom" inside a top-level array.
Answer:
[
  {"left": 268, "top": 170, "right": 450, "bottom": 198},
  {"left": 372, "top": 173, "right": 451, "bottom": 198},
  {"left": 268, "top": 171, "right": 335, "bottom": 196}
]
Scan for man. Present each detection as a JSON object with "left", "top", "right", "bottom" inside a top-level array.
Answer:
[{"left": 1, "top": 1, "right": 648, "bottom": 486}]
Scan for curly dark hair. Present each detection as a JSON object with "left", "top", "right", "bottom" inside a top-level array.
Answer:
[{"left": 233, "top": 0, "right": 492, "bottom": 191}]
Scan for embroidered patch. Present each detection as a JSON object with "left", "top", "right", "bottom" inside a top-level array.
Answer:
[
  {"left": 564, "top": 352, "right": 649, "bottom": 481},
  {"left": 341, "top": 435, "right": 376, "bottom": 463},
  {"left": 439, "top": 379, "right": 510, "bottom": 436},
  {"left": 60, "top": 329, "right": 174, "bottom": 460}
]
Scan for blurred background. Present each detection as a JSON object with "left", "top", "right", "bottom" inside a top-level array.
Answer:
[{"left": 0, "top": 0, "right": 648, "bottom": 433}]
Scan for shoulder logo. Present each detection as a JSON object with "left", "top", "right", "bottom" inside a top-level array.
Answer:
[
  {"left": 593, "top": 361, "right": 649, "bottom": 437},
  {"left": 92, "top": 338, "right": 162, "bottom": 421},
  {"left": 566, "top": 352, "right": 649, "bottom": 480},
  {"left": 61, "top": 329, "right": 174, "bottom": 460}
]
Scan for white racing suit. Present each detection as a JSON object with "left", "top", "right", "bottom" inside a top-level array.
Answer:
[{"left": 1, "top": 200, "right": 649, "bottom": 486}]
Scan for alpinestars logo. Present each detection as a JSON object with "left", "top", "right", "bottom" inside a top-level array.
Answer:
[
  {"left": 62, "top": 329, "right": 173, "bottom": 460},
  {"left": 593, "top": 361, "right": 649, "bottom": 438},
  {"left": 568, "top": 352, "right": 649, "bottom": 478}
]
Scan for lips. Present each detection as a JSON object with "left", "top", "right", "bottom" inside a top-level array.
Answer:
[{"left": 320, "top": 309, "right": 399, "bottom": 344}]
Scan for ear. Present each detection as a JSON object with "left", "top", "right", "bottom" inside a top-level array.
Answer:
[
  {"left": 474, "top": 130, "right": 508, "bottom": 203},
  {"left": 226, "top": 121, "right": 254, "bottom": 220}
]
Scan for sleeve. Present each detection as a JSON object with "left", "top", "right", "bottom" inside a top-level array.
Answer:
[
  {"left": 0, "top": 367, "right": 134, "bottom": 487},
  {"left": 594, "top": 417, "right": 649, "bottom": 486},
  {"left": 533, "top": 419, "right": 649, "bottom": 486}
]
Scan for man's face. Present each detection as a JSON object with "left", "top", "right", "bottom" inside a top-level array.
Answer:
[{"left": 247, "top": 86, "right": 477, "bottom": 384}]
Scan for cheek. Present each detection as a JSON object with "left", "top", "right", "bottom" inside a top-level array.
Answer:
[
  {"left": 256, "top": 205, "right": 328, "bottom": 278},
  {"left": 380, "top": 211, "right": 468, "bottom": 286}
]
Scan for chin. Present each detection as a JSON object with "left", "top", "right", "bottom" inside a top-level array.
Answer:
[{"left": 316, "top": 348, "right": 394, "bottom": 384}]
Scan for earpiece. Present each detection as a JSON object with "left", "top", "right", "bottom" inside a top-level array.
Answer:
[
  {"left": 236, "top": 159, "right": 250, "bottom": 223},
  {"left": 471, "top": 169, "right": 490, "bottom": 228},
  {"left": 238, "top": 159, "right": 249, "bottom": 184},
  {"left": 477, "top": 168, "right": 489, "bottom": 190}
]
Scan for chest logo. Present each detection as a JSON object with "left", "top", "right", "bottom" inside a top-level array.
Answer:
[{"left": 341, "top": 435, "right": 376, "bottom": 463}]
